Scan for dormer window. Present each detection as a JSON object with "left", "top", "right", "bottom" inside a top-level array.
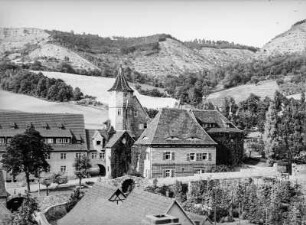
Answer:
[
  {"left": 187, "top": 137, "right": 200, "bottom": 141},
  {"left": 42, "top": 122, "right": 49, "bottom": 129},
  {"left": 57, "top": 123, "right": 65, "bottom": 129},
  {"left": 10, "top": 122, "right": 17, "bottom": 129},
  {"left": 166, "top": 136, "right": 180, "bottom": 141},
  {"left": 96, "top": 140, "right": 101, "bottom": 145}
]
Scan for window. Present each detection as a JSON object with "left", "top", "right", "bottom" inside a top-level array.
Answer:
[
  {"left": 76, "top": 153, "right": 82, "bottom": 158},
  {"left": 56, "top": 138, "right": 70, "bottom": 144},
  {"left": 196, "top": 153, "right": 207, "bottom": 161},
  {"left": 138, "top": 123, "right": 144, "bottom": 129},
  {"left": 46, "top": 153, "right": 51, "bottom": 160},
  {"left": 96, "top": 140, "right": 101, "bottom": 145},
  {"left": 134, "top": 111, "right": 138, "bottom": 117},
  {"left": 163, "top": 152, "right": 175, "bottom": 160},
  {"left": 0, "top": 138, "right": 5, "bottom": 145},
  {"left": 208, "top": 153, "right": 212, "bottom": 161},
  {"left": 144, "top": 123, "right": 147, "bottom": 129},
  {"left": 99, "top": 152, "right": 105, "bottom": 159},
  {"left": 118, "top": 109, "right": 121, "bottom": 116},
  {"left": 164, "top": 169, "right": 174, "bottom": 177},
  {"left": 7, "top": 138, "right": 11, "bottom": 144},
  {"left": 46, "top": 138, "right": 54, "bottom": 144},
  {"left": 92, "top": 153, "right": 97, "bottom": 159},
  {"left": 60, "top": 153, "right": 66, "bottom": 160},
  {"left": 60, "top": 166, "right": 66, "bottom": 173},
  {"left": 189, "top": 153, "right": 195, "bottom": 161}
]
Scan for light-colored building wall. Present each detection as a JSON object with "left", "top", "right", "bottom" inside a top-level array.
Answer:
[{"left": 145, "top": 146, "right": 216, "bottom": 178}]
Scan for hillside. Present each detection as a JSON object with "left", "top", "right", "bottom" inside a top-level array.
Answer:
[
  {"left": 257, "top": 19, "right": 306, "bottom": 58},
  {"left": 0, "top": 89, "right": 107, "bottom": 128},
  {"left": 0, "top": 28, "right": 257, "bottom": 78},
  {"left": 38, "top": 71, "right": 178, "bottom": 109},
  {"left": 206, "top": 80, "right": 279, "bottom": 107}
]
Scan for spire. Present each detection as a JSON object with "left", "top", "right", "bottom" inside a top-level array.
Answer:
[{"left": 108, "top": 65, "right": 134, "bottom": 92}]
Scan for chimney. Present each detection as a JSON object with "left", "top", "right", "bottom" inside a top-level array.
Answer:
[{"left": 143, "top": 214, "right": 181, "bottom": 225}]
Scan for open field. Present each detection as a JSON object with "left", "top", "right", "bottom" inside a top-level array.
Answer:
[
  {"left": 39, "top": 71, "right": 178, "bottom": 109},
  {"left": 0, "top": 89, "right": 107, "bottom": 129},
  {"left": 207, "top": 80, "right": 279, "bottom": 107}
]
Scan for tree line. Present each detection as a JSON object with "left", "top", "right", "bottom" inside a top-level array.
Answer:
[{"left": 0, "top": 63, "right": 84, "bottom": 102}]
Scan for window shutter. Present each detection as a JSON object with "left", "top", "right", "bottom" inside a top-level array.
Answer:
[
  {"left": 163, "top": 152, "right": 166, "bottom": 160},
  {"left": 163, "top": 170, "right": 166, "bottom": 178},
  {"left": 171, "top": 169, "right": 174, "bottom": 177},
  {"left": 187, "top": 153, "right": 190, "bottom": 161},
  {"left": 171, "top": 152, "right": 175, "bottom": 160}
]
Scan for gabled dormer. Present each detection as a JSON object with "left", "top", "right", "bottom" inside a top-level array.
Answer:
[{"left": 92, "top": 130, "right": 106, "bottom": 152}]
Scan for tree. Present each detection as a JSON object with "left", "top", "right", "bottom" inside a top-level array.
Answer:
[
  {"left": 73, "top": 87, "right": 83, "bottom": 101},
  {"left": 1, "top": 128, "right": 51, "bottom": 192},
  {"left": 73, "top": 154, "right": 92, "bottom": 186},
  {"left": 40, "top": 176, "right": 53, "bottom": 196},
  {"left": 7, "top": 195, "right": 39, "bottom": 225}
]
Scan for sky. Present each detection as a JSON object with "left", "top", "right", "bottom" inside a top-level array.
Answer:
[{"left": 0, "top": 0, "right": 305, "bottom": 47}]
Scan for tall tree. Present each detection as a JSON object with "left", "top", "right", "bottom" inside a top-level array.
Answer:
[
  {"left": 73, "top": 154, "right": 92, "bottom": 186},
  {"left": 1, "top": 128, "right": 51, "bottom": 192}
]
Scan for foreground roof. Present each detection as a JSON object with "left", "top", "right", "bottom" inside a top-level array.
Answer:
[
  {"left": 0, "top": 112, "right": 87, "bottom": 151},
  {"left": 135, "top": 108, "right": 216, "bottom": 145},
  {"left": 58, "top": 182, "right": 189, "bottom": 225},
  {"left": 108, "top": 66, "right": 133, "bottom": 92},
  {"left": 0, "top": 203, "right": 11, "bottom": 224}
]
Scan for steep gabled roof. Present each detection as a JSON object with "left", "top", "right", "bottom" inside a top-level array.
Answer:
[
  {"left": 0, "top": 112, "right": 87, "bottom": 151},
  {"left": 135, "top": 108, "right": 216, "bottom": 145},
  {"left": 0, "top": 203, "right": 11, "bottom": 224},
  {"left": 58, "top": 182, "right": 193, "bottom": 225},
  {"left": 108, "top": 66, "right": 133, "bottom": 93},
  {"left": 85, "top": 129, "right": 109, "bottom": 150},
  {"left": 191, "top": 109, "right": 242, "bottom": 133},
  {"left": 105, "top": 131, "right": 134, "bottom": 148}
]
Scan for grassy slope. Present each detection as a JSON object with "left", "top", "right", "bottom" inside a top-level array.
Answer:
[
  {"left": 39, "top": 71, "right": 178, "bottom": 109},
  {"left": 0, "top": 89, "right": 107, "bottom": 129},
  {"left": 207, "top": 80, "right": 279, "bottom": 106}
]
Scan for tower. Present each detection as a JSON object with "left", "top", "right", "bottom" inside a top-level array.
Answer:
[{"left": 108, "top": 66, "right": 134, "bottom": 132}]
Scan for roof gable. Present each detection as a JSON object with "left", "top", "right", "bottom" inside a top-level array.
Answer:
[
  {"left": 135, "top": 108, "right": 216, "bottom": 145},
  {"left": 105, "top": 131, "right": 134, "bottom": 148}
]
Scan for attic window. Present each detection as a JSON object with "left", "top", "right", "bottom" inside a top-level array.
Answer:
[
  {"left": 142, "top": 136, "right": 149, "bottom": 140},
  {"left": 108, "top": 189, "right": 126, "bottom": 205},
  {"left": 57, "top": 123, "right": 65, "bottom": 129},
  {"left": 42, "top": 122, "right": 49, "bottom": 129},
  {"left": 10, "top": 122, "right": 17, "bottom": 129},
  {"left": 187, "top": 137, "right": 200, "bottom": 141},
  {"left": 166, "top": 136, "right": 180, "bottom": 141}
]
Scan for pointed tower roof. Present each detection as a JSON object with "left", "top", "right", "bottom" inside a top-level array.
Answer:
[{"left": 108, "top": 65, "right": 134, "bottom": 92}]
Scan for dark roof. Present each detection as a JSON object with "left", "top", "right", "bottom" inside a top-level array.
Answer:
[
  {"left": 135, "top": 108, "right": 216, "bottom": 145},
  {"left": 0, "top": 112, "right": 87, "bottom": 151},
  {"left": 191, "top": 110, "right": 242, "bottom": 133},
  {"left": 105, "top": 131, "right": 134, "bottom": 148},
  {"left": 0, "top": 170, "right": 7, "bottom": 198},
  {"left": 59, "top": 182, "right": 192, "bottom": 225},
  {"left": 108, "top": 66, "right": 133, "bottom": 92}
]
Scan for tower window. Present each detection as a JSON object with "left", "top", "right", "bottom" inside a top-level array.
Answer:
[
  {"left": 134, "top": 111, "right": 138, "bottom": 117},
  {"left": 118, "top": 109, "right": 122, "bottom": 116}
]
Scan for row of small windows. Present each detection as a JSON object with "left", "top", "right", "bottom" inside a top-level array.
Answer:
[
  {"left": 3, "top": 122, "right": 65, "bottom": 129},
  {"left": 0, "top": 137, "right": 71, "bottom": 145},
  {"left": 117, "top": 109, "right": 138, "bottom": 117},
  {"left": 160, "top": 151, "right": 212, "bottom": 161},
  {"left": 46, "top": 152, "right": 105, "bottom": 160}
]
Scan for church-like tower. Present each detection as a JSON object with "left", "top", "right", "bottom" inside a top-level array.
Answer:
[{"left": 107, "top": 66, "right": 134, "bottom": 132}]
